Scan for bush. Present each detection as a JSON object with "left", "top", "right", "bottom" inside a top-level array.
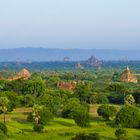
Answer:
[
  {"left": 115, "top": 128, "right": 128, "bottom": 140},
  {"left": 33, "top": 124, "right": 44, "bottom": 132},
  {"left": 97, "top": 105, "right": 117, "bottom": 120},
  {"left": 96, "top": 93, "right": 109, "bottom": 104},
  {"left": 70, "top": 108, "right": 90, "bottom": 127},
  {"left": 62, "top": 98, "right": 81, "bottom": 118},
  {"left": 115, "top": 105, "right": 140, "bottom": 128},
  {"left": 72, "top": 133, "right": 100, "bottom": 140},
  {"left": 62, "top": 98, "right": 90, "bottom": 127},
  {"left": 0, "top": 130, "right": 7, "bottom": 140},
  {"left": 39, "top": 107, "right": 54, "bottom": 125},
  {"left": 0, "top": 123, "right": 7, "bottom": 135}
]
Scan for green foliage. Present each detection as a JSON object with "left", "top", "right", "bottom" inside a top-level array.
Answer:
[
  {"left": 115, "top": 128, "right": 128, "bottom": 140},
  {"left": 133, "top": 92, "right": 140, "bottom": 105},
  {"left": 22, "top": 94, "right": 35, "bottom": 107},
  {"left": 39, "top": 107, "right": 54, "bottom": 125},
  {"left": 0, "top": 91, "right": 19, "bottom": 109},
  {"left": 124, "top": 94, "right": 135, "bottom": 105},
  {"left": 33, "top": 124, "right": 44, "bottom": 132},
  {"left": 0, "top": 123, "right": 7, "bottom": 135},
  {"left": 95, "top": 93, "right": 109, "bottom": 104},
  {"left": 23, "top": 76, "right": 46, "bottom": 97},
  {"left": 74, "top": 83, "right": 92, "bottom": 103},
  {"left": 38, "top": 89, "right": 70, "bottom": 116},
  {"left": 72, "top": 133, "right": 100, "bottom": 140},
  {"left": 115, "top": 105, "right": 140, "bottom": 128},
  {"left": 70, "top": 107, "right": 90, "bottom": 127},
  {"left": 97, "top": 105, "right": 117, "bottom": 120},
  {"left": 108, "top": 94, "right": 124, "bottom": 104},
  {"left": 107, "top": 83, "right": 129, "bottom": 94},
  {"left": 62, "top": 98, "right": 81, "bottom": 118},
  {"left": 62, "top": 98, "right": 90, "bottom": 127},
  {"left": 0, "top": 130, "right": 7, "bottom": 140},
  {"left": 4, "top": 79, "right": 24, "bottom": 94},
  {"left": 27, "top": 105, "right": 53, "bottom": 125}
]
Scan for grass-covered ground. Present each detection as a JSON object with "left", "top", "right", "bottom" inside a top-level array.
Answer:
[{"left": 1, "top": 106, "right": 140, "bottom": 140}]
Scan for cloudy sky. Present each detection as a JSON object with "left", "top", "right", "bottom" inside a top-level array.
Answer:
[{"left": 0, "top": 0, "right": 140, "bottom": 49}]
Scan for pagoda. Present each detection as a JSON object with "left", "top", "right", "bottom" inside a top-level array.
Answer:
[
  {"left": 120, "top": 66, "right": 137, "bottom": 83},
  {"left": 17, "top": 68, "right": 31, "bottom": 80}
]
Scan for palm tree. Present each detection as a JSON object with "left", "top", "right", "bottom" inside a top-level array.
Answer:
[
  {"left": 32, "top": 104, "right": 42, "bottom": 125},
  {"left": 0, "top": 97, "right": 9, "bottom": 123}
]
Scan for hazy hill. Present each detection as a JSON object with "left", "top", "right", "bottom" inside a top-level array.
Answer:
[{"left": 0, "top": 48, "right": 140, "bottom": 61}]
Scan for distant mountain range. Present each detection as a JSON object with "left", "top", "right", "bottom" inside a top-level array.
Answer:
[{"left": 0, "top": 48, "right": 140, "bottom": 61}]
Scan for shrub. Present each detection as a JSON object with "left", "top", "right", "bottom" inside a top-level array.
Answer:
[
  {"left": 62, "top": 98, "right": 90, "bottom": 127},
  {"left": 70, "top": 108, "right": 90, "bottom": 127},
  {"left": 39, "top": 107, "right": 54, "bottom": 125},
  {"left": 62, "top": 98, "right": 81, "bottom": 118},
  {"left": 72, "top": 133, "right": 100, "bottom": 140},
  {"left": 97, "top": 105, "right": 117, "bottom": 120},
  {"left": 33, "top": 124, "right": 44, "bottom": 132},
  {"left": 115, "top": 105, "right": 140, "bottom": 128},
  {"left": 0, "top": 123, "right": 7, "bottom": 135},
  {"left": 96, "top": 93, "right": 109, "bottom": 104},
  {"left": 0, "top": 130, "right": 7, "bottom": 140},
  {"left": 115, "top": 128, "right": 128, "bottom": 140}
]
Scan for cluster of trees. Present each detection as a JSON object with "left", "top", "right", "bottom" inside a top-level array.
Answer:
[{"left": 0, "top": 68, "right": 140, "bottom": 134}]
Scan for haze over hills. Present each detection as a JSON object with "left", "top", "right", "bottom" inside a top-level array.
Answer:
[{"left": 0, "top": 48, "right": 140, "bottom": 62}]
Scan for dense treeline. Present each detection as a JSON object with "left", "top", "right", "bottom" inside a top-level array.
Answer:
[{"left": 0, "top": 67, "right": 140, "bottom": 137}]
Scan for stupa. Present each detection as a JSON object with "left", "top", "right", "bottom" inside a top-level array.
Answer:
[
  {"left": 120, "top": 66, "right": 137, "bottom": 83},
  {"left": 17, "top": 68, "right": 31, "bottom": 80}
]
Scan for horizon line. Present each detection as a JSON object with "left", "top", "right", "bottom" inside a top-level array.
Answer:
[{"left": 0, "top": 47, "right": 140, "bottom": 51}]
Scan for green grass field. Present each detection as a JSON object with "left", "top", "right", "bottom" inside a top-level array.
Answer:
[{"left": 1, "top": 106, "right": 140, "bottom": 140}]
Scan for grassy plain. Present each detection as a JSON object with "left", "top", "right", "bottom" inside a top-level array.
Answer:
[{"left": 1, "top": 106, "right": 140, "bottom": 140}]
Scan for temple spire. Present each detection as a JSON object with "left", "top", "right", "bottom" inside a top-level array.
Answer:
[{"left": 126, "top": 66, "right": 129, "bottom": 71}]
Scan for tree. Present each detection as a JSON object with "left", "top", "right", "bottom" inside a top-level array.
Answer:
[
  {"left": 32, "top": 104, "right": 42, "bottom": 126},
  {"left": 124, "top": 95, "right": 135, "bottom": 105},
  {"left": 70, "top": 106, "right": 90, "bottom": 127},
  {"left": 23, "top": 76, "right": 46, "bottom": 97},
  {"left": 97, "top": 105, "right": 117, "bottom": 120},
  {"left": 115, "top": 128, "right": 128, "bottom": 140},
  {"left": 0, "top": 97, "right": 9, "bottom": 123},
  {"left": 74, "top": 84, "right": 92, "bottom": 103},
  {"left": 62, "top": 98, "right": 90, "bottom": 127},
  {"left": 62, "top": 98, "right": 81, "bottom": 118},
  {"left": 0, "top": 91, "right": 19, "bottom": 109},
  {"left": 115, "top": 105, "right": 140, "bottom": 128},
  {"left": 30, "top": 104, "right": 53, "bottom": 132},
  {"left": 95, "top": 93, "right": 109, "bottom": 104},
  {"left": 0, "top": 122, "right": 7, "bottom": 135}
]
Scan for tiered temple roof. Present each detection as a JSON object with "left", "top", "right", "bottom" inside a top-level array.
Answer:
[
  {"left": 120, "top": 66, "right": 137, "bottom": 83},
  {"left": 17, "top": 68, "right": 31, "bottom": 80}
]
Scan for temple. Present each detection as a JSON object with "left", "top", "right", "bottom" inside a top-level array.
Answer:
[
  {"left": 57, "top": 81, "right": 76, "bottom": 91},
  {"left": 8, "top": 68, "right": 31, "bottom": 80},
  {"left": 120, "top": 66, "right": 137, "bottom": 83},
  {"left": 17, "top": 68, "right": 31, "bottom": 80}
]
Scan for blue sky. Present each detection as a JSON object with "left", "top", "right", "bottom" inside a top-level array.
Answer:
[{"left": 0, "top": 0, "right": 140, "bottom": 49}]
